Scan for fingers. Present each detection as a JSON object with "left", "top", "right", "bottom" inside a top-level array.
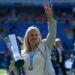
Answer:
[
  {"left": 43, "top": 4, "right": 54, "bottom": 20},
  {"left": 43, "top": 4, "right": 52, "bottom": 11}
]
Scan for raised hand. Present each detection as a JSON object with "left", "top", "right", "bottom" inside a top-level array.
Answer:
[{"left": 43, "top": 4, "right": 53, "bottom": 19}]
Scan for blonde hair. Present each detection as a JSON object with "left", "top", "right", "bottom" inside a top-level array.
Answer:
[
  {"left": 23, "top": 26, "right": 41, "bottom": 53},
  {"left": 55, "top": 38, "right": 61, "bottom": 42},
  {"left": 54, "top": 38, "right": 61, "bottom": 47}
]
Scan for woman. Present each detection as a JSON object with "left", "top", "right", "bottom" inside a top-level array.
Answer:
[{"left": 21, "top": 4, "right": 56, "bottom": 75}]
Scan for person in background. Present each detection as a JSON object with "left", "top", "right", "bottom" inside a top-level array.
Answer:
[
  {"left": 53, "top": 38, "right": 67, "bottom": 75},
  {"left": 4, "top": 33, "right": 25, "bottom": 75},
  {"left": 70, "top": 42, "right": 75, "bottom": 75},
  {"left": 51, "top": 45, "right": 59, "bottom": 75},
  {"left": 21, "top": 4, "right": 56, "bottom": 75},
  {"left": 0, "top": 37, "right": 11, "bottom": 75}
]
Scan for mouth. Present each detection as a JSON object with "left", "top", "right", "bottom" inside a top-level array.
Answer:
[{"left": 32, "top": 38, "right": 37, "bottom": 41}]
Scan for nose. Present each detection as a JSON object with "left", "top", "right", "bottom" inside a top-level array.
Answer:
[{"left": 32, "top": 35, "right": 37, "bottom": 39}]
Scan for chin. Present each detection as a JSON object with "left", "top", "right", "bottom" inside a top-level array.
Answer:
[{"left": 33, "top": 42, "right": 38, "bottom": 45}]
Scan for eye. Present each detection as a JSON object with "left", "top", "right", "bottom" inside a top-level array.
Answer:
[
  {"left": 30, "top": 34, "right": 34, "bottom": 37},
  {"left": 36, "top": 34, "right": 39, "bottom": 37},
  {"left": 30, "top": 33, "right": 39, "bottom": 37}
]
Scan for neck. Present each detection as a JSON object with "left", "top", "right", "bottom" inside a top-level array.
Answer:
[{"left": 30, "top": 44, "right": 37, "bottom": 51}]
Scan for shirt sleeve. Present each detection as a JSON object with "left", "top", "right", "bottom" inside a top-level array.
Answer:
[{"left": 45, "top": 19, "right": 57, "bottom": 50}]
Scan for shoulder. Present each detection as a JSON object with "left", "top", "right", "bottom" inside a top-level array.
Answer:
[{"left": 38, "top": 40, "right": 46, "bottom": 48}]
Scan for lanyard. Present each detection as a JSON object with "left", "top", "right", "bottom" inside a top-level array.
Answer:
[{"left": 29, "top": 51, "right": 34, "bottom": 71}]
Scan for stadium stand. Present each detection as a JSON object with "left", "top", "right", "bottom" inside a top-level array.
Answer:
[{"left": 0, "top": 3, "right": 75, "bottom": 52}]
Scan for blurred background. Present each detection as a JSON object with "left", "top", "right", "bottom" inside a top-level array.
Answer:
[
  {"left": 0, "top": 2, "right": 75, "bottom": 50},
  {"left": 0, "top": 1, "right": 75, "bottom": 75}
]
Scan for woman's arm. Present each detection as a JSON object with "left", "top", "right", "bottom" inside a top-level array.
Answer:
[{"left": 44, "top": 4, "right": 57, "bottom": 49}]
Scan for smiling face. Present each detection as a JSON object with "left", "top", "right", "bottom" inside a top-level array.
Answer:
[{"left": 28, "top": 29, "right": 40, "bottom": 49}]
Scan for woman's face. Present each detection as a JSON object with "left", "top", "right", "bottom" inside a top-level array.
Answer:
[{"left": 28, "top": 29, "right": 40, "bottom": 47}]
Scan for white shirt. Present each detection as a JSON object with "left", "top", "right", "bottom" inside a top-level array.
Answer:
[{"left": 22, "top": 50, "right": 45, "bottom": 75}]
